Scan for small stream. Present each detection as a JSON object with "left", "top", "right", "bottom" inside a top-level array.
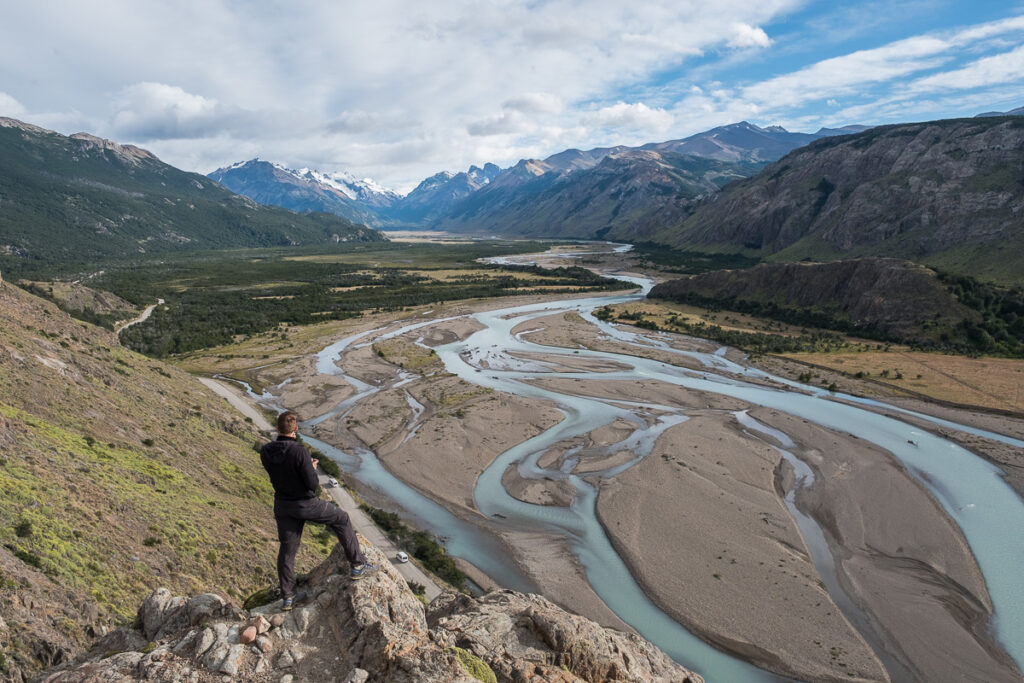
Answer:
[{"left": 242, "top": 247, "right": 1024, "bottom": 682}]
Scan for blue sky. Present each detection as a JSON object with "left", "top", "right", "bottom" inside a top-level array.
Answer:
[{"left": 1, "top": 1, "right": 1022, "bottom": 190}]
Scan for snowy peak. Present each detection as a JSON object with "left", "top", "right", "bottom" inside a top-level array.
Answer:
[{"left": 468, "top": 162, "right": 501, "bottom": 185}]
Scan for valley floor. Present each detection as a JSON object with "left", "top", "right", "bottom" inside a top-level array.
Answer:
[{"left": 176, "top": 249, "right": 1024, "bottom": 683}]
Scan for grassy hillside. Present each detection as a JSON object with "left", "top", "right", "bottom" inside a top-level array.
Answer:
[
  {"left": 0, "top": 118, "right": 384, "bottom": 280},
  {"left": 0, "top": 281, "right": 333, "bottom": 679}
]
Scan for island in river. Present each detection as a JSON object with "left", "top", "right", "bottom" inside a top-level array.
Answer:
[{"left": 181, "top": 244, "right": 1024, "bottom": 683}]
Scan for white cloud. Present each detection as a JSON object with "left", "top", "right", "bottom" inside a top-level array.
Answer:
[
  {"left": 907, "top": 45, "right": 1024, "bottom": 93},
  {"left": 467, "top": 110, "right": 533, "bottom": 137},
  {"left": 0, "top": 91, "right": 26, "bottom": 118},
  {"left": 582, "top": 102, "right": 674, "bottom": 132},
  {"left": 728, "top": 23, "right": 772, "bottom": 49},
  {"left": 742, "top": 36, "right": 951, "bottom": 108},
  {"left": 111, "top": 82, "right": 221, "bottom": 139},
  {"left": 1, "top": 2, "right": 1021, "bottom": 188}
]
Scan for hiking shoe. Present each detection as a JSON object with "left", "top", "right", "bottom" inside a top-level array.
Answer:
[
  {"left": 350, "top": 562, "right": 381, "bottom": 581},
  {"left": 281, "top": 591, "right": 307, "bottom": 611}
]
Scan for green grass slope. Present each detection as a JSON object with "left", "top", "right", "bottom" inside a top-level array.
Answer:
[{"left": 0, "top": 280, "right": 331, "bottom": 679}]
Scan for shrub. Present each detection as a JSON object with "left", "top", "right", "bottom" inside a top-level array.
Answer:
[
  {"left": 14, "top": 519, "right": 33, "bottom": 538},
  {"left": 15, "top": 549, "right": 43, "bottom": 569},
  {"left": 452, "top": 647, "right": 497, "bottom": 683}
]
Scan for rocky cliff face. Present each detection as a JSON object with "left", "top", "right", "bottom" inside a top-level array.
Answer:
[
  {"left": 658, "top": 117, "right": 1024, "bottom": 284},
  {"left": 40, "top": 543, "right": 702, "bottom": 683}
]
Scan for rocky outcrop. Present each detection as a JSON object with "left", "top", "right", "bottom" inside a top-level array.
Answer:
[
  {"left": 39, "top": 543, "right": 702, "bottom": 683},
  {"left": 428, "top": 591, "right": 693, "bottom": 682}
]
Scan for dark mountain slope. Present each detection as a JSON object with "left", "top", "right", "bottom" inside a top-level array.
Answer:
[
  {"left": 436, "top": 150, "right": 761, "bottom": 240},
  {"left": 0, "top": 118, "right": 383, "bottom": 278},
  {"left": 656, "top": 117, "right": 1024, "bottom": 283},
  {"left": 647, "top": 258, "right": 1001, "bottom": 350},
  {"left": 386, "top": 163, "right": 502, "bottom": 225}
]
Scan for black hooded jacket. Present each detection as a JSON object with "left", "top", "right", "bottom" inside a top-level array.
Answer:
[{"left": 259, "top": 435, "right": 319, "bottom": 501}]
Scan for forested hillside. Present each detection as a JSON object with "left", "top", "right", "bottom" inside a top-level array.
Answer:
[{"left": 0, "top": 118, "right": 384, "bottom": 279}]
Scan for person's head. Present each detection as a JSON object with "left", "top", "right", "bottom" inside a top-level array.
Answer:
[{"left": 277, "top": 411, "right": 299, "bottom": 436}]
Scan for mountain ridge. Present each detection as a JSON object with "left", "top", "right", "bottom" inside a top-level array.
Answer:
[
  {"left": 655, "top": 116, "right": 1024, "bottom": 283},
  {"left": 0, "top": 118, "right": 384, "bottom": 279},
  {"left": 206, "top": 121, "right": 858, "bottom": 232}
]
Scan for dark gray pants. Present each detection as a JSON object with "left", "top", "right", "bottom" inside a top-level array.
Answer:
[{"left": 274, "top": 497, "right": 367, "bottom": 597}]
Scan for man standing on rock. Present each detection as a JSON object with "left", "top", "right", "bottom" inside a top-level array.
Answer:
[{"left": 260, "top": 411, "right": 379, "bottom": 610}]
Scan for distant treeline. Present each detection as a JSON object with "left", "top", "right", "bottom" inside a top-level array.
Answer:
[
  {"left": 644, "top": 272, "right": 1024, "bottom": 357},
  {"left": 595, "top": 305, "right": 853, "bottom": 354},
  {"left": 939, "top": 272, "right": 1024, "bottom": 356},
  {"left": 96, "top": 241, "right": 632, "bottom": 356},
  {"left": 629, "top": 243, "right": 761, "bottom": 274}
]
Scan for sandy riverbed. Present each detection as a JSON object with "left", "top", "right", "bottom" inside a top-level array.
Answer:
[{"left": 243, "top": 287, "right": 1024, "bottom": 683}]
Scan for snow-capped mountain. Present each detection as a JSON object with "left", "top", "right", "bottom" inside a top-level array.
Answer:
[
  {"left": 207, "top": 159, "right": 397, "bottom": 226},
  {"left": 293, "top": 167, "right": 401, "bottom": 208}
]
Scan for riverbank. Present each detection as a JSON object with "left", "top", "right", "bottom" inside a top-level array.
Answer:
[{"left": 175, "top": 247, "right": 1024, "bottom": 683}]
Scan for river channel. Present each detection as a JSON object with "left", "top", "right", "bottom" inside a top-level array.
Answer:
[{"left": 246, "top": 246, "right": 1024, "bottom": 682}]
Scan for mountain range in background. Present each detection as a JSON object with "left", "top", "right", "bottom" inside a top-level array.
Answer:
[
  {"left": 206, "top": 111, "right": 1023, "bottom": 284},
  {"left": 2, "top": 106, "right": 1021, "bottom": 286},
  {"left": 209, "top": 121, "right": 866, "bottom": 229},
  {"left": 659, "top": 116, "right": 1024, "bottom": 283},
  {"left": 976, "top": 106, "right": 1024, "bottom": 117},
  {"left": 0, "top": 118, "right": 384, "bottom": 278}
]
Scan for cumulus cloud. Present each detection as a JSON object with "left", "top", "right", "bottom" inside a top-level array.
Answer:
[
  {"left": 3, "top": 2, "right": 1023, "bottom": 187},
  {"left": 0, "top": 91, "right": 27, "bottom": 118},
  {"left": 111, "top": 82, "right": 222, "bottom": 139},
  {"left": 582, "top": 102, "right": 674, "bottom": 132},
  {"left": 728, "top": 23, "right": 772, "bottom": 49}
]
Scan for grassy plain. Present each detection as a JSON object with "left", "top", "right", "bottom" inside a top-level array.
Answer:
[
  {"left": 601, "top": 299, "right": 1024, "bottom": 414},
  {"left": 786, "top": 351, "right": 1024, "bottom": 413}
]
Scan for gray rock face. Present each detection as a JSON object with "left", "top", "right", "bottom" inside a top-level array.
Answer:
[
  {"left": 429, "top": 591, "right": 702, "bottom": 682},
  {"left": 39, "top": 543, "right": 701, "bottom": 682}
]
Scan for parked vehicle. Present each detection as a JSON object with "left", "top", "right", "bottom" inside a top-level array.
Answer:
[{"left": 396, "top": 551, "right": 409, "bottom": 563}]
